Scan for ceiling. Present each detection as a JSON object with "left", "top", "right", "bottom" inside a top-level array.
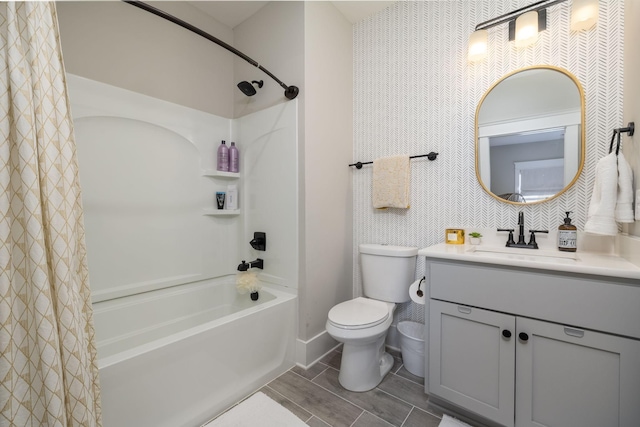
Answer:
[{"left": 187, "top": 1, "right": 396, "bottom": 29}]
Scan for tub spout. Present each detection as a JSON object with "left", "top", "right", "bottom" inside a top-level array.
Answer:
[
  {"left": 237, "top": 259, "right": 263, "bottom": 271},
  {"left": 249, "top": 258, "right": 264, "bottom": 269}
]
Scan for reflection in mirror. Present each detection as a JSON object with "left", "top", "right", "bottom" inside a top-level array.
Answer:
[{"left": 475, "top": 66, "right": 584, "bottom": 205}]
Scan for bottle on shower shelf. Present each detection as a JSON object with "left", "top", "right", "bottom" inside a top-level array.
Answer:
[
  {"left": 229, "top": 141, "right": 239, "bottom": 173},
  {"left": 217, "top": 140, "right": 229, "bottom": 172}
]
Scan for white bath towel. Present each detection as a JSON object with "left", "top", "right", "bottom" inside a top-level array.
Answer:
[
  {"left": 585, "top": 152, "right": 619, "bottom": 236},
  {"left": 372, "top": 155, "right": 410, "bottom": 209},
  {"left": 438, "top": 414, "right": 474, "bottom": 427},
  {"left": 615, "top": 151, "right": 635, "bottom": 222},
  {"left": 206, "top": 392, "right": 306, "bottom": 427}
]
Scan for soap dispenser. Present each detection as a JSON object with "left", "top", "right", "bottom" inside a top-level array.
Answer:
[{"left": 558, "top": 211, "right": 577, "bottom": 252}]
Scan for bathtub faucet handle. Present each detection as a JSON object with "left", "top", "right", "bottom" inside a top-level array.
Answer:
[
  {"left": 250, "top": 232, "right": 266, "bottom": 251},
  {"left": 237, "top": 259, "right": 263, "bottom": 271}
]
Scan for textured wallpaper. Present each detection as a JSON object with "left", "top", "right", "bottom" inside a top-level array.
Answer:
[{"left": 352, "top": 0, "right": 623, "bottom": 323}]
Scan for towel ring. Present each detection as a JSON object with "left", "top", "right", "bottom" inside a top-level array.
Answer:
[
  {"left": 609, "top": 122, "right": 635, "bottom": 155},
  {"left": 608, "top": 131, "right": 622, "bottom": 155}
]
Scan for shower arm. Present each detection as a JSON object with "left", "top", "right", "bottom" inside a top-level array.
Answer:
[{"left": 121, "top": 0, "right": 299, "bottom": 100}]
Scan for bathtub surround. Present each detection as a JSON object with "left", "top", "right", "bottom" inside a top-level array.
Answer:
[
  {"left": 353, "top": 0, "right": 625, "bottom": 326},
  {"left": 68, "top": 75, "right": 299, "bottom": 301},
  {"left": 68, "top": 74, "right": 236, "bottom": 301},
  {"left": 0, "top": 3, "right": 101, "bottom": 425}
]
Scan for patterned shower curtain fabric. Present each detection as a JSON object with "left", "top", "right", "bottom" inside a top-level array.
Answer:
[{"left": 0, "top": 2, "right": 102, "bottom": 426}]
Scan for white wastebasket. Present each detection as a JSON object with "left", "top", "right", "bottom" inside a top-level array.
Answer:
[{"left": 397, "top": 321, "right": 425, "bottom": 378}]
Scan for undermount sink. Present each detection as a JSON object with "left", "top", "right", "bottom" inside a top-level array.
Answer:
[{"left": 465, "top": 245, "right": 578, "bottom": 262}]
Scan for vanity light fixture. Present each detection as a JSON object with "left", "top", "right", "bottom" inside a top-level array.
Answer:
[
  {"left": 571, "top": 0, "right": 598, "bottom": 31},
  {"left": 468, "top": 29, "right": 488, "bottom": 62},
  {"left": 514, "top": 11, "right": 539, "bottom": 47},
  {"left": 468, "top": 0, "right": 598, "bottom": 62}
]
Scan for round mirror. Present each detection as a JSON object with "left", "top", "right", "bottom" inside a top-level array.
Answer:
[{"left": 475, "top": 66, "right": 585, "bottom": 204}]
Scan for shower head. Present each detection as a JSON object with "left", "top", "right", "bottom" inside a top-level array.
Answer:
[{"left": 237, "top": 80, "right": 263, "bottom": 96}]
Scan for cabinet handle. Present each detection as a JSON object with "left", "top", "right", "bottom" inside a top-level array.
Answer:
[
  {"left": 519, "top": 332, "right": 529, "bottom": 342},
  {"left": 564, "top": 327, "right": 584, "bottom": 338},
  {"left": 502, "top": 330, "right": 512, "bottom": 339},
  {"left": 457, "top": 306, "right": 472, "bottom": 314}
]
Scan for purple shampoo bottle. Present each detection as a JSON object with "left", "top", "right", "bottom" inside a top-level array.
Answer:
[
  {"left": 229, "top": 142, "right": 239, "bottom": 173},
  {"left": 217, "top": 140, "right": 229, "bottom": 171}
]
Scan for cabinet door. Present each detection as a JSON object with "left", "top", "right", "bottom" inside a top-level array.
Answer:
[
  {"left": 516, "top": 317, "right": 640, "bottom": 427},
  {"left": 429, "top": 299, "right": 516, "bottom": 427}
]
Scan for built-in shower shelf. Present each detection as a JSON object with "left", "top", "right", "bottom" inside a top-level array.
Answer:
[
  {"left": 201, "top": 169, "right": 240, "bottom": 179},
  {"left": 202, "top": 208, "right": 240, "bottom": 216}
]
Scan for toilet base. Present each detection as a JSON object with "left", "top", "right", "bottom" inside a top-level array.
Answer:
[{"left": 337, "top": 335, "right": 394, "bottom": 392}]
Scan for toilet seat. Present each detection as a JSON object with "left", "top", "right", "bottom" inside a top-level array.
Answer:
[{"left": 327, "top": 297, "right": 390, "bottom": 330}]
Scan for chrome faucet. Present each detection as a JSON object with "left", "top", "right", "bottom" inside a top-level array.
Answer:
[{"left": 498, "top": 211, "right": 548, "bottom": 249}]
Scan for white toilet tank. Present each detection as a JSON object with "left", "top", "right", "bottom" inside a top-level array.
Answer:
[{"left": 360, "top": 244, "right": 418, "bottom": 303}]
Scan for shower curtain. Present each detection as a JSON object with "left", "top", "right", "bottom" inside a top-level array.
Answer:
[{"left": 0, "top": 2, "right": 102, "bottom": 426}]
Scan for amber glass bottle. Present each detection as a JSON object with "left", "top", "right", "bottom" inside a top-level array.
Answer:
[{"left": 558, "top": 212, "right": 577, "bottom": 252}]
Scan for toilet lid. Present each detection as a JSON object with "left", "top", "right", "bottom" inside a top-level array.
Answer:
[{"left": 328, "top": 297, "right": 390, "bottom": 330}]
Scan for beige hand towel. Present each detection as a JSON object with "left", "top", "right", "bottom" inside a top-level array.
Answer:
[{"left": 372, "top": 155, "right": 410, "bottom": 209}]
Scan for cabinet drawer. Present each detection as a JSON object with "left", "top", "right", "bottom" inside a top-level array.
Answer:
[{"left": 428, "top": 259, "right": 640, "bottom": 339}]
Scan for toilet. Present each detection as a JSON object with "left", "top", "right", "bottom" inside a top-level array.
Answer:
[{"left": 326, "top": 244, "right": 418, "bottom": 392}]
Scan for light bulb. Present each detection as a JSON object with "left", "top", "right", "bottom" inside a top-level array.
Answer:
[
  {"left": 468, "top": 29, "right": 488, "bottom": 62},
  {"left": 571, "top": 0, "right": 598, "bottom": 31},
  {"left": 515, "top": 11, "right": 539, "bottom": 48}
]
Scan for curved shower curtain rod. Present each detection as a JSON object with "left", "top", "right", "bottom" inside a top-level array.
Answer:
[{"left": 121, "top": 0, "right": 299, "bottom": 100}]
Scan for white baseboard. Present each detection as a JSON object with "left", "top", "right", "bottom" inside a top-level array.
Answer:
[{"left": 296, "top": 330, "right": 339, "bottom": 368}]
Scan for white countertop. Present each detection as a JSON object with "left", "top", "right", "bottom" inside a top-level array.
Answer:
[{"left": 419, "top": 242, "right": 640, "bottom": 281}]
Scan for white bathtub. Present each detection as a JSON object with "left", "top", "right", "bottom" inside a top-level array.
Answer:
[{"left": 93, "top": 279, "right": 297, "bottom": 427}]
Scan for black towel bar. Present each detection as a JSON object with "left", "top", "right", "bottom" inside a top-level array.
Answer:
[
  {"left": 349, "top": 152, "right": 438, "bottom": 169},
  {"left": 609, "top": 122, "right": 635, "bottom": 155}
]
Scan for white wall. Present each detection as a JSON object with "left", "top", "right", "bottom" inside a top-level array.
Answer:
[
  {"left": 233, "top": 1, "right": 304, "bottom": 119},
  {"left": 624, "top": 0, "right": 640, "bottom": 238},
  {"left": 233, "top": 2, "right": 354, "bottom": 363},
  {"left": 302, "top": 1, "right": 353, "bottom": 344},
  {"left": 354, "top": 0, "right": 625, "bottom": 325},
  {"left": 57, "top": 1, "right": 235, "bottom": 118}
]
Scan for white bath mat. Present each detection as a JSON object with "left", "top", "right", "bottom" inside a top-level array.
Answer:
[
  {"left": 206, "top": 392, "right": 307, "bottom": 427},
  {"left": 438, "top": 414, "right": 474, "bottom": 427}
]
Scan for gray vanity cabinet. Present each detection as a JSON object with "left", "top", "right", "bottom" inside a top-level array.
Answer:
[{"left": 427, "top": 259, "right": 640, "bottom": 427}]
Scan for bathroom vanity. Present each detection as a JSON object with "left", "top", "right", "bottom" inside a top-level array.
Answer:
[{"left": 419, "top": 242, "right": 640, "bottom": 427}]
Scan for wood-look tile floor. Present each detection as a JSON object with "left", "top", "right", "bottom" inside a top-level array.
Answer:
[{"left": 235, "top": 347, "right": 453, "bottom": 427}]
